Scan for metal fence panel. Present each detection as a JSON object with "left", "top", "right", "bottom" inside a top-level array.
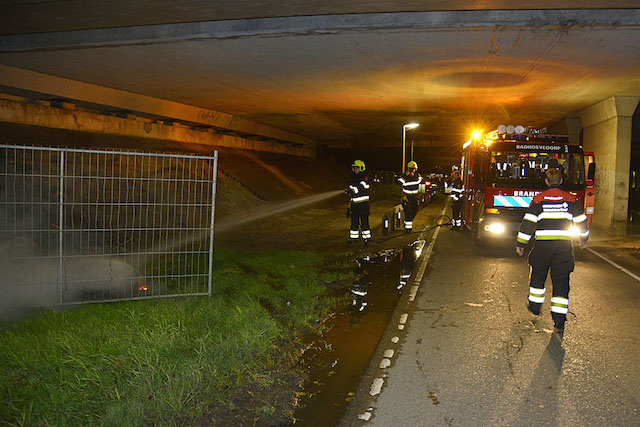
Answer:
[{"left": 0, "top": 144, "right": 217, "bottom": 307}]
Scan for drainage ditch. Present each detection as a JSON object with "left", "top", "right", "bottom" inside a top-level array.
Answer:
[{"left": 293, "top": 240, "right": 425, "bottom": 425}]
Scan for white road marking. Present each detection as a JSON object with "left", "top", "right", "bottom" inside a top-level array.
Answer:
[
  {"left": 358, "top": 412, "right": 372, "bottom": 421},
  {"left": 414, "top": 201, "right": 449, "bottom": 284},
  {"left": 370, "top": 378, "right": 384, "bottom": 396},
  {"left": 408, "top": 285, "right": 419, "bottom": 301},
  {"left": 587, "top": 248, "right": 640, "bottom": 282},
  {"left": 362, "top": 201, "right": 448, "bottom": 421}
]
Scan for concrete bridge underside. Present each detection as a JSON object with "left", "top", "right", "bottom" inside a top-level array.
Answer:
[{"left": 1, "top": 3, "right": 640, "bottom": 232}]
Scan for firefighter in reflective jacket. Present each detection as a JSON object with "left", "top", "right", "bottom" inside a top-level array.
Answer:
[
  {"left": 398, "top": 161, "right": 423, "bottom": 232},
  {"left": 516, "top": 168, "right": 589, "bottom": 332},
  {"left": 347, "top": 160, "right": 371, "bottom": 246},
  {"left": 449, "top": 171, "right": 464, "bottom": 230}
]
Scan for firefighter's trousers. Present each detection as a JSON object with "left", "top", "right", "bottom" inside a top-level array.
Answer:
[
  {"left": 403, "top": 196, "right": 419, "bottom": 231},
  {"left": 350, "top": 202, "right": 371, "bottom": 241},
  {"left": 451, "top": 200, "right": 463, "bottom": 228},
  {"left": 527, "top": 240, "right": 574, "bottom": 324}
]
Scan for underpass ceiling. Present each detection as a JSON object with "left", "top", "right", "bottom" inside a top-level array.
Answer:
[
  {"left": 0, "top": 0, "right": 636, "bottom": 34},
  {"left": 1, "top": 2, "right": 640, "bottom": 150}
]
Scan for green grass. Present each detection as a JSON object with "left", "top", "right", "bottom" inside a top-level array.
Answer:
[{"left": 0, "top": 249, "right": 352, "bottom": 426}]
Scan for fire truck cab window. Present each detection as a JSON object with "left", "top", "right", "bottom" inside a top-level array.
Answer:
[
  {"left": 488, "top": 151, "right": 585, "bottom": 190},
  {"left": 570, "top": 153, "right": 586, "bottom": 185},
  {"left": 473, "top": 152, "right": 485, "bottom": 184}
]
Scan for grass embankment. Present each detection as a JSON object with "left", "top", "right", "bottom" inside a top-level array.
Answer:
[{"left": 0, "top": 249, "right": 352, "bottom": 425}]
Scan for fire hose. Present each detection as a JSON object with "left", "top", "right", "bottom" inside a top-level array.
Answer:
[{"left": 373, "top": 215, "right": 452, "bottom": 243}]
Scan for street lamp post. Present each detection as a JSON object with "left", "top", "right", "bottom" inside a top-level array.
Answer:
[{"left": 402, "top": 123, "right": 419, "bottom": 173}]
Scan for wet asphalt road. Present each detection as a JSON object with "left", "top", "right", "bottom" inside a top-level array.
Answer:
[{"left": 355, "top": 225, "right": 640, "bottom": 425}]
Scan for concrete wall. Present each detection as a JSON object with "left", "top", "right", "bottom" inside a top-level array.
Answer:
[
  {"left": 580, "top": 96, "right": 639, "bottom": 234},
  {"left": 0, "top": 98, "right": 315, "bottom": 157}
]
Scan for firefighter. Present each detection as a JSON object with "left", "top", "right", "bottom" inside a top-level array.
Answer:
[
  {"left": 449, "top": 170, "right": 464, "bottom": 230},
  {"left": 398, "top": 161, "right": 423, "bottom": 232},
  {"left": 515, "top": 168, "right": 589, "bottom": 333},
  {"left": 346, "top": 160, "right": 371, "bottom": 246}
]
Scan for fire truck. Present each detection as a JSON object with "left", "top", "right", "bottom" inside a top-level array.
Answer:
[{"left": 461, "top": 125, "right": 596, "bottom": 245}]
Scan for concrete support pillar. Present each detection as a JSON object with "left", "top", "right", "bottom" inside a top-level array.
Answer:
[
  {"left": 565, "top": 116, "right": 583, "bottom": 146},
  {"left": 580, "top": 96, "right": 640, "bottom": 235},
  {"left": 547, "top": 116, "right": 582, "bottom": 145}
]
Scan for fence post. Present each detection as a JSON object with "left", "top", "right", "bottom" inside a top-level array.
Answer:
[
  {"left": 207, "top": 151, "right": 219, "bottom": 298},
  {"left": 57, "top": 150, "right": 65, "bottom": 304}
]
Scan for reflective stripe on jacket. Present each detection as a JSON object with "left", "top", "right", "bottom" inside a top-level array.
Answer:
[
  {"left": 349, "top": 172, "right": 370, "bottom": 203},
  {"left": 398, "top": 173, "right": 422, "bottom": 195},
  {"left": 450, "top": 178, "right": 464, "bottom": 202},
  {"left": 516, "top": 187, "right": 589, "bottom": 247}
]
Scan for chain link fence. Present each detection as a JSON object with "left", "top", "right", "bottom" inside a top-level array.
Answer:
[{"left": 0, "top": 144, "right": 218, "bottom": 308}]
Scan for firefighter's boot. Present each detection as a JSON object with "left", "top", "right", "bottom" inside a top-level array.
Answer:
[{"left": 527, "top": 302, "right": 541, "bottom": 316}]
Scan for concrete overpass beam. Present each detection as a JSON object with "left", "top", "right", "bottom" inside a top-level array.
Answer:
[
  {"left": 0, "top": 65, "right": 315, "bottom": 151},
  {"left": 580, "top": 96, "right": 640, "bottom": 235},
  {"left": 0, "top": 97, "right": 315, "bottom": 157}
]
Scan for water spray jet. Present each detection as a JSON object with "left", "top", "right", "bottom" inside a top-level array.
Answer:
[
  {"left": 157, "top": 189, "right": 344, "bottom": 253},
  {"left": 215, "top": 190, "right": 344, "bottom": 234}
]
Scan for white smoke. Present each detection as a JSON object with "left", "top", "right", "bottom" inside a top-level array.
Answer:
[{"left": 0, "top": 246, "right": 144, "bottom": 323}]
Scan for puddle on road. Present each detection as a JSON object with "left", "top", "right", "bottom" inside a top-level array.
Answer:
[{"left": 293, "top": 241, "right": 424, "bottom": 425}]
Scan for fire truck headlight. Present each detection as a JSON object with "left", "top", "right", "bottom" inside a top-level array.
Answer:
[
  {"left": 569, "top": 226, "right": 580, "bottom": 237},
  {"left": 485, "top": 223, "right": 506, "bottom": 234}
]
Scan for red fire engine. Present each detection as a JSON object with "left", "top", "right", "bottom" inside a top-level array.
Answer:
[{"left": 461, "top": 126, "right": 595, "bottom": 245}]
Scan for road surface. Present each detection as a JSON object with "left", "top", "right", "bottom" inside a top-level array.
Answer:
[{"left": 345, "top": 219, "right": 640, "bottom": 425}]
